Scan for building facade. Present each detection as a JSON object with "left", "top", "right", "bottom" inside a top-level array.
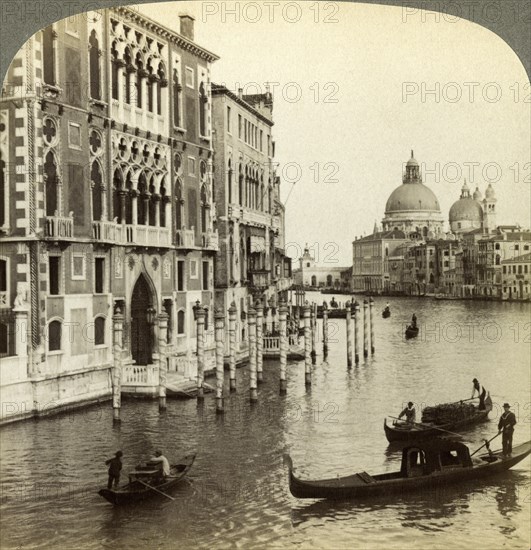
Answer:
[
  {"left": 0, "top": 8, "right": 221, "bottom": 422},
  {"left": 293, "top": 245, "right": 349, "bottom": 289},
  {"left": 501, "top": 252, "right": 531, "bottom": 300}
]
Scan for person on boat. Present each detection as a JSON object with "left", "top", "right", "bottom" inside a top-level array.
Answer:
[
  {"left": 471, "top": 378, "right": 488, "bottom": 410},
  {"left": 385, "top": 302, "right": 390, "bottom": 311},
  {"left": 411, "top": 314, "right": 417, "bottom": 328},
  {"left": 330, "top": 297, "right": 338, "bottom": 308},
  {"left": 398, "top": 402, "right": 416, "bottom": 424},
  {"left": 105, "top": 450, "right": 123, "bottom": 489},
  {"left": 150, "top": 450, "right": 170, "bottom": 478},
  {"left": 498, "top": 403, "right": 517, "bottom": 457}
]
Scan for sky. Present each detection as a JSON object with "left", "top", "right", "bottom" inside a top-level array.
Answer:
[{"left": 139, "top": 1, "right": 531, "bottom": 265}]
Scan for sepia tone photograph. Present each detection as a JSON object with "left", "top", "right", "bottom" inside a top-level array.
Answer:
[{"left": 0, "top": 0, "right": 530, "bottom": 548}]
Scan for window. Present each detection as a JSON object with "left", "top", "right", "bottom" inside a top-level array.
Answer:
[
  {"left": 0, "top": 151, "right": 6, "bottom": 228},
  {"left": 177, "top": 310, "right": 185, "bottom": 334},
  {"left": 91, "top": 161, "right": 103, "bottom": 221},
  {"left": 306, "top": 262, "right": 310, "bottom": 268},
  {"left": 503, "top": 266, "right": 507, "bottom": 274},
  {"left": 0, "top": 322, "right": 8, "bottom": 355},
  {"left": 202, "top": 261, "right": 209, "bottom": 290},
  {"left": 177, "top": 260, "right": 185, "bottom": 291},
  {"left": 199, "top": 82, "right": 207, "bottom": 136},
  {"left": 0, "top": 259, "right": 7, "bottom": 307},
  {"left": 94, "top": 316, "right": 105, "bottom": 345},
  {"left": 95, "top": 258, "right": 105, "bottom": 293},
  {"left": 49, "top": 257, "right": 60, "bottom": 295},
  {"left": 173, "top": 68, "right": 181, "bottom": 127},
  {"left": 518, "top": 265, "right": 522, "bottom": 274},
  {"left": 44, "top": 151, "right": 58, "bottom": 216},
  {"left": 515, "top": 245, "right": 519, "bottom": 251},
  {"left": 495, "top": 243, "right": 500, "bottom": 250},
  {"left": 111, "top": 41, "right": 119, "bottom": 100},
  {"left": 42, "top": 26, "right": 56, "bottom": 86},
  {"left": 227, "top": 106, "right": 231, "bottom": 133},
  {"left": 524, "top": 245, "right": 529, "bottom": 251},
  {"left": 525, "top": 265, "right": 528, "bottom": 274},
  {"left": 71, "top": 254, "right": 86, "bottom": 280},
  {"left": 185, "top": 67, "right": 194, "bottom": 88},
  {"left": 89, "top": 30, "right": 101, "bottom": 100},
  {"left": 68, "top": 122, "right": 82, "bottom": 149},
  {"left": 238, "top": 114, "right": 242, "bottom": 139},
  {"left": 48, "top": 320, "right": 61, "bottom": 351},
  {"left": 260, "top": 130, "right": 263, "bottom": 151}
]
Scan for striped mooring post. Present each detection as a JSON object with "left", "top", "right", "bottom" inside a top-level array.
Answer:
[
  {"left": 195, "top": 303, "right": 206, "bottom": 399},
  {"left": 279, "top": 300, "right": 288, "bottom": 394},
  {"left": 354, "top": 301, "right": 360, "bottom": 364},
  {"left": 322, "top": 301, "right": 329, "bottom": 356},
  {"left": 112, "top": 308, "right": 124, "bottom": 424},
  {"left": 369, "top": 297, "right": 375, "bottom": 354},
  {"left": 228, "top": 302, "right": 237, "bottom": 391},
  {"left": 158, "top": 311, "right": 168, "bottom": 413},
  {"left": 303, "top": 303, "right": 311, "bottom": 386},
  {"left": 363, "top": 299, "right": 369, "bottom": 358},
  {"left": 248, "top": 307, "right": 258, "bottom": 402},
  {"left": 215, "top": 308, "right": 225, "bottom": 414},
  {"left": 256, "top": 300, "right": 264, "bottom": 383}
]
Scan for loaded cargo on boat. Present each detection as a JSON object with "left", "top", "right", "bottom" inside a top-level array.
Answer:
[{"left": 421, "top": 402, "right": 476, "bottom": 425}]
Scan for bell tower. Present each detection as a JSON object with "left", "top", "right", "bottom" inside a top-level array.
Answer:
[{"left": 482, "top": 184, "right": 497, "bottom": 233}]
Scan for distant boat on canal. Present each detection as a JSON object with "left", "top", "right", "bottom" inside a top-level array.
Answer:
[
  {"left": 285, "top": 439, "right": 531, "bottom": 500},
  {"left": 98, "top": 454, "right": 195, "bottom": 505}
]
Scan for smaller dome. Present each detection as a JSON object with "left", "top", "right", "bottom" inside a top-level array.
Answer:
[
  {"left": 485, "top": 183, "right": 495, "bottom": 199},
  {"left": 449, "top": 197, "right": 483, "bottom": 223},
  {"left": 473, "top": 186, "right": 482, "bottom": 201}
]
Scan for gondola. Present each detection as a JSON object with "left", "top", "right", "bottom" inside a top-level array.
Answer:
[
  {"left": 384, "top": 397, "right": 493, "bottom": 442},
  {"left": 382, "top": 309, "right": 391, "bottom": 318},
  {"left": 405, "top": 325, "right": 419, "bottom": 338},
  {"left": 285, "top": 439, "right": 531, "bottom": 500},
  {"left": 98, "top": 454, "right": 195, "bottom": 505}
]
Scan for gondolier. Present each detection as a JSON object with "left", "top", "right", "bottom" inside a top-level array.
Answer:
[
  {"left": 150, "top": 450, "right": 171, "bottom": 478},
  {"left": 398, "top": 402, "right": 416, "bottom": 424},
  {"left": 471, "top": 378, "right": 488, "bottom": 410},
  {"left": 498, "top": 403, "right": 517, "bottom": 457},
  {"left": 105, "top": 450, "right": 123, "bottom": 490}
]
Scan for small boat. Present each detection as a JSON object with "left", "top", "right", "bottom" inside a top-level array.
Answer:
[
  {"left": 382, "top": 309, "right": 391, "bottom": 318},
  {"left": 98, "top": 454, "right": 195, "bottom": 505},
  {"left": 384, "top": 397, "right": 493, "bottom": 442},
  {"left": 405, "top": 325, "right": 419, "bottom": 339},
  {"left": 285, "top": 439, "right": 531, "bottom": 500}
]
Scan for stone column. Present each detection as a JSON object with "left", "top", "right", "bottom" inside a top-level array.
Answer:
[
  {"left": 255, "top": 300, "right": 264, "bottom": 383},
  {"left": 228, "top": 302, "right": 237, "bottom": 391},
  {"left": 158, "top": 311, "right": 168, "bottom": 412},
  {"left": 13, "top": 305, "right": 29, "bottom": 358},
  {"left": 303, "top": 303, "right": 311, "bottom": 386},
  {"left": 279, "top": 300, "right": 288, "bottom": 394},
  {"left": 215, "top": 308, "right": 225, "bottom": 413},
  {"left": 195, "top": 305, "right": 206, "bottom": 399},
  {"left": 346, "top": 300, "right": 352, "bottom": 367},
  {"left": 369, "top": 297, "right": 375, "bottom": 354},
  {"left": 112, "top": 308, "right": 124, "bottom": 424},
  {"left": 248, "top": 307, "right": 258, "bottom": 402}
]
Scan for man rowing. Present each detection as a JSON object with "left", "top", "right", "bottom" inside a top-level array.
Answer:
[
  {"left": 150, "top": 450, "right": 170, "bottom": 479},
  {"left": 398, "top": 402, "right": 416, "bottom": 424},
  {"left": 471, "top": 378, "right": 488, "bottom": 410},
  {"left": 498, "top": 403, "right": 517, "bottom": 457}
]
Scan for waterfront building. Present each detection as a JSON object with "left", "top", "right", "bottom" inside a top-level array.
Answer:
[
  {"left": 0, "top": 8, "right": 220, "bottom": 422},
  {"left": 211, "top": 84, "right": 291, "bottom": 350},
  {"left": 501, "top": 252, "right": 531, "bottom": 300},
  {"left": 293, "top": 245, "right": 349, "bottom": 289}
]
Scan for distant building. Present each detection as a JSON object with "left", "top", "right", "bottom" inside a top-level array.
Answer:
[
  {"left": 501, "top": 252, "right": 531, "bottom": 300},
  {"left": 293, "top": 246, "right": 348, "bottom": 289}
]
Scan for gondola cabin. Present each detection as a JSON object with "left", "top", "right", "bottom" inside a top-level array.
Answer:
[{"left": 400, "top": 440, "right": 473, "bottom": 478}]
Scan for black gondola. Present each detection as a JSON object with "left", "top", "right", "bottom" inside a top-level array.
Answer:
[
  {"left": 285, "top": 440, "right": 531, "bottom": 500},
  {"left": 382, "top": 308, "right": 391, "bottom": 318},
  {"left": 98, "top": 454, "right": 195, "bottom": 505},
  {"left": 405, "top": 325, "right": 419, "bottom": 338}
]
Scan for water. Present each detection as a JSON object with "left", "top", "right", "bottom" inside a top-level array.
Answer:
[{"left": 1, "top": 297, "right": 530, "bottom": 549}]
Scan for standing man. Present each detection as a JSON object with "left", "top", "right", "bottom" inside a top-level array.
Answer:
[
  {"left": 105, "top": 450, "right": 123, "bottom": 489},
  {"left": 498, "top": 403, "right": 517, "bottom": 457},
  {"left": 398, "top": 401, "right": 416, "bottom": 424},
  {"left": 471, "top": 378, "right": 488, "bottom": 410}
]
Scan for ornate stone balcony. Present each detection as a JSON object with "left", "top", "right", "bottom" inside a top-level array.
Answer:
[
  {"left": 44, "top": 214, "right": 74, "bottom": 239},
  {"left": 176, "top": 228, "right": 196, "bottom": 249},
  {"left": 92, "top": 220, "right": 170, "bottom": 247},
  {"left": 201, "top": 230, "right": 219, "bottom": 251},
  {"left": 249, "top": 269, "right": 270, "bottom": 290}
]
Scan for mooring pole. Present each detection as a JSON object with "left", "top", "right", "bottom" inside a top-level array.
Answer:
[
  {"left": 346, "top": 300, "right": 352, "bottom": 367},
  {"left": 369, "top": 297, "right": 375, "bottom": 355},
  {"left": 363, "top": 299, "right": 369, "bottom": 358},
  {"left": 256, "top": 300, "right": 264, "bottom": 383},
  {"left": 279, "top": 300, "right": 288, "bottom": 394},
  {"left": 354, "top": 300, "right": 360, "bottom": 364},
  {"left": 195, "top": 304, "right": 206, "bottom": 399},
  {"left": 215, "top": 309, "right": 225, "bottom": 413},
  {"left": 248, "top": 307, "right": 258, "bottom": 402},
  {"left": 322, "top": 301, "right": 328, "bottom": 356},
  {"left": 303, "top": 302, "right": 311, "bottom": 386},
  {"left": 228, "top": 302, "right": 237, "bottom": 391},
  {"left": 112, "top": 307, "right": 124, "bottom": 424}
]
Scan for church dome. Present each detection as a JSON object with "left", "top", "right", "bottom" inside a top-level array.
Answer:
[
  {"left": 473, "top": 186, "right": 482, "bottom": 201},
  {"left": 449, "top": 197, "right": 483, "bottom": 223},
  {"left": 485, "top": 183, "right": 496, "bottom": 199},
  {"left": 385, "top": 182, "right": 441, "bottom": 213}
]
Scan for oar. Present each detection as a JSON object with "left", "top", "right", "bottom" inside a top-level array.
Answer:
[
  {"left": 136, "top": 478, "right": 175, "bottom": 501},
  {"left": 470, "top": 432, "right": 502, "bottom": 457},
  {"left": 389, "top": 416, "right": 464, "bottom": 438},
  {"left": 447, "top": 397, "right": 477, "bottom": 405}
]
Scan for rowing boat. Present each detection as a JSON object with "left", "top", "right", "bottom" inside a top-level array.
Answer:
[
  {"left": 98, "top": 454, "right": 195, "bottom": 505},
  {"left": 405, "top": 325, "right": 419, "bottom": 338},
  {"left": 384, "top": 397, "right": 492, "bottom": 442},
  {"left": 285, "top": 439, "right": 531, "bottom": 500}
]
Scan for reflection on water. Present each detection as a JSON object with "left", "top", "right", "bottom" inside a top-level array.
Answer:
[{"left": 0, "top": 298, "right": 530, "bottom": 549}]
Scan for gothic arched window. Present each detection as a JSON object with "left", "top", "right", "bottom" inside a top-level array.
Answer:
[
  {"left": 160, "top": 180, "right": 167, "bottom": 228},
  {"left": 89, "top": 30, "right": 101, "bottom": 100},
  {"left": 157, "top": 64, "right": 166, "bottom": 116},
  {"left": 175, "top": 179, "right": 183, "bottom": 230},
  {"left": 227, "top": 159, "right": 232, "bottom": 205},
  {"left": 148, "top": 180, "right": 157, "bottom": 227},
  {"left": 44, "top": 151, "right": 58, "bottom": 216},
  {"left": 199, "top": 82, "right": 207, "bottom": 136},
  {"left": 200, "top": 184, "right": 208, "bottom": 233},
  {"left": 137, "top": 172, "right": 147, "bottom": 225},
  {"left": 0, "top": 152, "right": 5, "bottom": 227},
  {"left": 42, "top": 26, "right": 55, "bottom": 86},
  {"left": 91, "top": 161, "right": 103, "bottom": 221},
  {"left": 124, "top": 48, "right": 132, "bottom": 104},
  {"left": 177, "top": 310, "right": 185, "bottom": 334},
  {"left": 94, "top": 316, "right": 105, "bottom": 345},
  {"left": 173, "top": 68, "right": 181, "bottom": 127},
  {"left": 238, "top": 167, "right": 243, "bottom": 206},
  {"left": 111, "top": 41, "right": 119, "bottom": 100},
  {"left": 48, "top": 320, "right": 61, "bottom": 351},
  {"left": 112, "top": 169, "right": 123, "bottom": 222},
  {"left": 135, "top": 53, "right": 143, "bottom": 108}
]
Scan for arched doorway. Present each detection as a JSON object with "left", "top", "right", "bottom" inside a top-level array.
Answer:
[{"left": 131, "top": 274, "right": 154, "bottom": 365}]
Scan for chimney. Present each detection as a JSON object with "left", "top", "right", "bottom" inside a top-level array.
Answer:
[
  {"left": 238, "top": 88, "right": 243, "bottom": 99},
  {"left": 179, "top": 14, "right": 195, "bottom": 41}
]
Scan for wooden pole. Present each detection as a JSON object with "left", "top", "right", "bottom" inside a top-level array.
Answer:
[
  {"left": 213, "top": 308, "right": 225, "bottom": 413},
  {"left": 363, "top": 299, "right": 369, "bottom": 358},
  {"left": 195, "top": 304, "right": 206, "bottom": 399},
  {"left": 322, "top": 301, "right": 328, "bottom": 356},
  {"left": 354, "top": 300, "right": 360, "bottom": 364},
  {"left": 369, "top": 297, "right": 375, "bottom": 354},
  {"left": 345, "top": 300, "right": 352, "bottom": 367},
  {"left": 112, "top": 307, "right": 124, "bottom": 424},
  {"left": 228, "top": 302, "right": 237, "bottom": 391},
  {"left": 310, "top": 302, "right": 316, "bottom": 365},
  {"left": 248, "top": 307, "right": 258, "bottom": 402},
  {"left": 303, "top": 302, "right": 311, "bottom": 386},
  {"left": 158, "top": 311, "right": 168, "bottom": 412},
  {"left": 279, "top": 300, "right": 288, "bottom": 393},
  {"left": 255, "top": 300, "right": 264, "bottom": 383}
]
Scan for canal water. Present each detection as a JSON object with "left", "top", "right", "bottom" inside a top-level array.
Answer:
[{"left": 1, "top": 297, "right": 530, "bottom": 549}]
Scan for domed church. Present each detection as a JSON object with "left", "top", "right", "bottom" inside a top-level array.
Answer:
[
  {"left": 382, "top": 151, "right": 444, "bottom": 238},
  {"left": 449, "top": 180, "right": 496, "bottom": 234}
]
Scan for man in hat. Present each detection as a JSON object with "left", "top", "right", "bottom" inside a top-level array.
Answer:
[
  {"left": 471, "top": 378, "right": 488, "bottom": 410},
  {"left": 398, "top": 402, "right": 416, "bottom": 424},
  {"left": 150, "top": 450, "right": 170, "bottom": 478},
  {"left": 105, "top": 450, "right": 123, "bottom": 489},
  {"left": 498, "top": 403, "right": 517, "bottom": 457}
]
